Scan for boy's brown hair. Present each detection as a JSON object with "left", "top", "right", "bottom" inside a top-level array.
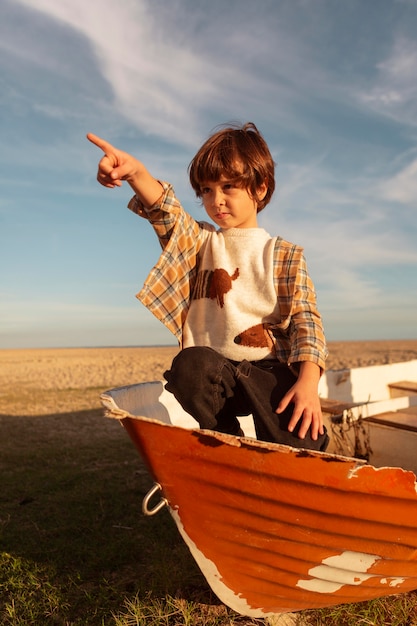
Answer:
[{"left": 188, "top": 122, "right": 275, "bottom": 212}]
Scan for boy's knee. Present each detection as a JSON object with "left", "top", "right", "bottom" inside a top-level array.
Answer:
[
  {"left": 164, "top": 346, "right": 219, "bottom": 388},
  {"left": 168, "top": 346, "right": 212, "bottom": 372}
]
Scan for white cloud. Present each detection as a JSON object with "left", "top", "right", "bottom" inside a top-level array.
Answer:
[
  {"left": 265, "top": 158, "right": 417, "bottom": 256},
  {"left": 10, "top": 0, "right": 223, "bottom": 145},
  {"left": 10, "top": 0, "right": 345, "bottom": 147},
  {"left": 377, "top": 158, "right": 417, "bottom": 205},
  {"left": 358, "top": 37, "right": 417, "bottom": 126}
]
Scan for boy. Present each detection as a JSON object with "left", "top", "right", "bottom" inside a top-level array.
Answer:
[{"left": 88, "top": 123, "right": 329, "bottom": 451}]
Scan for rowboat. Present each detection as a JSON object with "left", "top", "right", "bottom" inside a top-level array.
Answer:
[{"left": 100, "top": 359, "right": 417, "bottom": 618}]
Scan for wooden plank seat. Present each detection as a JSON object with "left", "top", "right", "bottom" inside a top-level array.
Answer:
[
  {"left": 320, "top": 398, "right": 365, "bottom": 416},
  {"left": 365, "top": 408, "right": 417, "bottom": 433},
  {"left": 388, "top": 380, "right": 417, "bottom": 398}
]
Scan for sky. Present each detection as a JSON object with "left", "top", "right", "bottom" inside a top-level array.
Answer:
[{"left": 1, "top": 0, "right": 417, "bottom": 349}]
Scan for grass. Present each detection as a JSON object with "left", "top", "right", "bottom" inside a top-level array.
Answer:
[
  {"left": 1, "top": 388, "right": 416, "bottom": 625},
  {"left": 302, "top": 593, "right": 417, "bottom": 625}
]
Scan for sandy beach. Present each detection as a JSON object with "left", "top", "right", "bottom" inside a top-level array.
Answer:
[{"left": 1, "top": 340, "right": 417, "bottom": 416}]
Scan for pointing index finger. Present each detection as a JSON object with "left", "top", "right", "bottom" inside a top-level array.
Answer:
[{"left": 86, "top": 132, "right": 117, "bottom": 155}]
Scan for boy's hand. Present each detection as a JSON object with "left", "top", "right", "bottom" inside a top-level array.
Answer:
[
  {"left": 87, "top": 133, "right": 163, "bottom": 207},
  {"left": 87, "top": 133, "right": 143, "bottom": 189},
  {"left": 275, "top": 362, "right": 323, "bottom": 440}
]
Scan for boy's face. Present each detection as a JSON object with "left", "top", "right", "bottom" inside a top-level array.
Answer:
[{"left": 200, "top": 177, "right": 266, "bottom": 229}]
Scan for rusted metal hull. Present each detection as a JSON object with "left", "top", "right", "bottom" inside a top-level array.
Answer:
[{"left": 102, "top": 382, "right": 417, "bottom": 618}]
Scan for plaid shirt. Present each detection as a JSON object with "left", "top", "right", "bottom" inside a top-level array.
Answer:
[{"left": 128, "top": 182, "right": 328, "bottom": 370}]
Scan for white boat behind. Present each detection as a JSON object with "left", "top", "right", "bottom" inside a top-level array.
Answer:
[{"left": 319, "top": 358, "right": 417, "bottom": 474}]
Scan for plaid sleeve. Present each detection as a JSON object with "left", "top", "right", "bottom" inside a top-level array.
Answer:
[
  {"left": 271, "top": 238, "right": 328, "bottom": 370},
  {"left": 129, "top": 183, "right": 215, "bottom": 342},
  {"left": 128, "top": 182, "right": 185, "bottom": 249}
]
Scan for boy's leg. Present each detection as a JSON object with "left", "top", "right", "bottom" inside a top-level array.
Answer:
[
  {"left": 238, "top": 360, "right": 329, "bottom": 451},
  {"left": 164, "top": 348, "right": 328, "bottom": 450},
  {"left": 163, "top": 347, "right": 247, "bottom": 435}
]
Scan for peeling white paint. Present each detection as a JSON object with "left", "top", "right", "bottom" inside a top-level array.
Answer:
[
  {"left": 322, "top": 551, "right": 381, "bottom": 571},
  {"left": 296, "top": 551, "right": 381, "bottom": 594},
  {"left": 380, "top": 577, "right": 406, "bottom": 587}
]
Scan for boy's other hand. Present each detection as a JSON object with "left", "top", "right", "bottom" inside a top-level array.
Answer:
[{"left": 275, "top": 361, "right": 323, "bottom": 441}]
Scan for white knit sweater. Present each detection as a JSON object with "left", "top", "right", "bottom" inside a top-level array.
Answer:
[{"left": 182, "top": 227, "right": 280, "bottom": 361}]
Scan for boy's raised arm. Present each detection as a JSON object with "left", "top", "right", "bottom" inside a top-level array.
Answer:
[{"left": 87, "top": 133, "right": 163, "bottom": 208}]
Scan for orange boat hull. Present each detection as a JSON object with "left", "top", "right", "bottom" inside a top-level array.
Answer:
[{"left": 102, "top": 383, "right": 417, "bottom": 617}]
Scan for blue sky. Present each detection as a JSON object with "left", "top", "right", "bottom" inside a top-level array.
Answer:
[{"left": 1, "top": 0, "right": 417, "bottom": 349}]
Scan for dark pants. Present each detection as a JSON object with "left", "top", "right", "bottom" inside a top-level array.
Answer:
[{"left": 164, "top": 346, "right": 329, "bottom": 451}]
